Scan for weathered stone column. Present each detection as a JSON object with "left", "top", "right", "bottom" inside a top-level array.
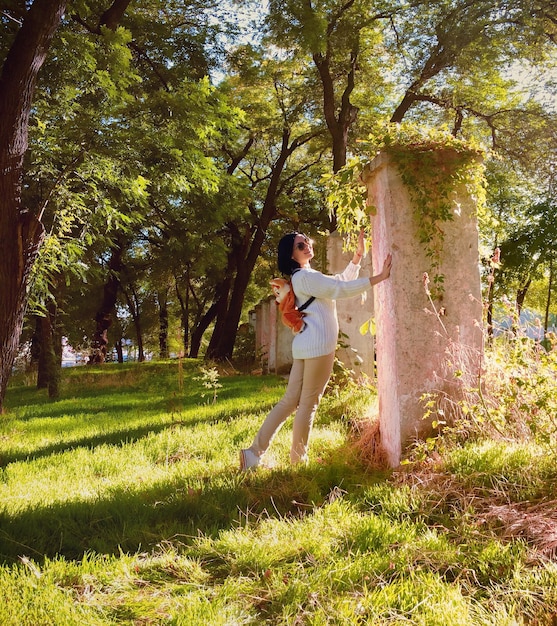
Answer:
[{"left": 361, "top": 149, "right": 484, "bottom": 467}]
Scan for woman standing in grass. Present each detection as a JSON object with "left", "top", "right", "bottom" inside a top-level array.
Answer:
[{"left": 240, "top": 231, "right": 392, "bottom": 470}]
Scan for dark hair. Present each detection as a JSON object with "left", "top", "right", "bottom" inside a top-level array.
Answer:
[
  {"left": 277, "top": 232, "right": 311, "bottom": 275},
  {"left": 277, "top": 233, "right": 298, "bottom": 276}
]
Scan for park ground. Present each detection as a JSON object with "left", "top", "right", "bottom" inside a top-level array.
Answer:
[{"left": 1, "top": 359, "right": 557, "bottom": 625}]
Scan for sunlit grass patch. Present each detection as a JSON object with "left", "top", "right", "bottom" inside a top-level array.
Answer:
[{"left": 444, "top": 440, "right": 557, "bottom": 500}]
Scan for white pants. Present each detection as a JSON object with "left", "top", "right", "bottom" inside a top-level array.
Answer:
[{"left": 249, "top": 352, "right": 335, "bottom": 464}]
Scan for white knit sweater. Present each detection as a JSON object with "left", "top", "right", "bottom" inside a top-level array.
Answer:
[{"left": 290, "top": 261, "right": 370, "bottom": 359}]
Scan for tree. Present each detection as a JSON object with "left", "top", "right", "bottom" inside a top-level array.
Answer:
[
  {"left": 5, "top": 0, "right": 556, "bottom": 393},
  {"left": 265, "top": 0, "right": 557, "bottom": 167},
  {"left": 18, "top": 0, "right": 239, "bottom": 370},
  {"left": 200, "top": 51, "right": 329, "bottom": 360},
  {"left": 20, "top": 1, "right": 141, "bottom": 369},
  {"left": 0, "top": 0, "right": 68, "bottom": 411},
  {"left": 498, "top": 198, "right": 557, "bottom": 316}
]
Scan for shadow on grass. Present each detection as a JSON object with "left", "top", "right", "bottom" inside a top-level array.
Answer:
[
  {"left": 0, "top": 457, "right": 386, "bottom": 565},
  {"left": 4, "top": 389, "right": 203, "bottom": 419},
  {"left": 6, "top": 372, "right": 284, "bottom": 417},
  {"left": 0, "top": 420, "right": 185, "bottom": 468},
  {"left": 0, "top": 402, "right": 275, "bottom": 469}
]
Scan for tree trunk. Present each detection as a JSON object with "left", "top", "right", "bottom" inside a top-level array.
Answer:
[
  {"left": 196, "top": 280, "right": 231, "bottom": 358},
  {"left": 89, "top": 241, "right": 125, "bottom": 364},
  {"left": 37, "top": 301, "right": 61, "bottom": 398},
  {"left": 205, "top": 220, "right": 273, "bottom": 361},
  {"left": 123, "top": 283, "right": 144, "bottom": 362},
  {"left": 99, "top": 0, "right": 133, "bottom": 31},
  {"left": 205, "top": 271, "right": 238, "bottom": 359},
  {"left": 312, "top": 51, "right": 358, "bottom": 175},
  {"left": 0, "top": 0, "right": 67, "bottom": 412},
  {"left": 206, "top": 128, "right": 299, "bottom": 361},
  {"left": 206, "top": 231, "right": 250, "bottom": 360},
  {"left": 158, "top": 289, "right": 169, "bottom": 359},
  {"left": 174, "top": 270, "right": 192, "bottom": 357},
  {"left": 115, "top": 339, "right": 124, "bottom": 363},
  {"left": 34, "top": 316, "right": 48, "bottom": 389},
  {"left": 46, "top": 299, "right": 62, "bottom": 399},
  {"left": 486, "top": 279, "right": 495, "bottom": 340},
  {"left": 312, "top": 50, "right": 359, "bottom": 233},
  {"left": 544, "top": 257, "right": 553, "bottom": 333},
  {"left": 29, "top": 316, "right": 40, "bottom": 375},
  {"left": 135, "top": 318, "right": 145, "bottom": 362},
  {"left": 516, "top": 278, "right": 531, "bottom": 317},
  {"left": 390, "top": 91, "right": 418, "bottom": 124},
  {"left": 189, "top": 305, "right": 218, "bottom": 358}
]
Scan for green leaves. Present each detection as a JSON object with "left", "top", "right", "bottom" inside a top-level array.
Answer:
[
  {"left": 324, "top": 159, "right": 370, "bottom": 249},
  {"left": 327, "top": 123, "right": 486, "bottom": 296}
]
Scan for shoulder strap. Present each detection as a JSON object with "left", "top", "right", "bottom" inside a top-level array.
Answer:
[{"left": 298, "top": 296, "right": 315, "bottom": 312}]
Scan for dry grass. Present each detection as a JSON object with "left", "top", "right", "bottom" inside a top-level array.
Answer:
[
  {"left": 388, "top": 457, "right": 557, "bottom": 562},
  {"left": 481, "top": 500, "right": 557, "bottom": 561},
  {"left": 349, "top": 417, "right": 390, "bottom": 469}
]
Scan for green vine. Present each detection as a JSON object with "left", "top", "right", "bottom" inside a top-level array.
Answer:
[{"left": 325, "top": 123, "right": 486, "bottom": 298}]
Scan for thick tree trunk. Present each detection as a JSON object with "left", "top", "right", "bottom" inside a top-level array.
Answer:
[
  {"left": 198, "top": 281, "right": 232, "bottom": 359},
  {"left": 0, "top": 213, "right": 45, "bottom": 389},
  {"left": 189, "top": 273, "right": 232, "bottom": 359},
  {"left": 89, "top": 242, "right": 125, "bottom": 364},
  {"left": 99, "top": 0, "right": 133, "bottom": 31},
  {"left": 206, "top": 128, "right": 298, "bottom": 361},
  {"left": 206, "top": 228, "right": 253, "bottom": 361},
  {"left": 36, "top": 302, "right": 61, "bottom": 398},
  {"left": 390, "top": 89, "right": 420, "bottom": 124},
  {"left": 210, "top": 262, "right": 251, "bottom": 360},
  {"left": 312, "top": 51, "right": 358, "bottom": 233},
  {"left": 312, "top": 51, "right": 358, "bottom": 175},
  {"left": 206, "top": 218, "right": 275, "bottom": 361},
  {"left": 189, "top": 305, "right": 218, "bottom": 358},
  {"left": 0, "top": 0, "right": 67, "bottom": 412}
]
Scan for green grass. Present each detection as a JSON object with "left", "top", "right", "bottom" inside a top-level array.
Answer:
[{"left": 1, "top": 360, "right": 557, "bottom": 624}]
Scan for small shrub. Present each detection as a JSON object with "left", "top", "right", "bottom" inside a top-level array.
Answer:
[{"left": 194, "top": 365, "right": 223, "bottom": 404}]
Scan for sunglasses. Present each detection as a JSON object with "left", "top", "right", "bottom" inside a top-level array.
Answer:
[{"left": 295, "top": 240, "right": 313, "bottom": 251}]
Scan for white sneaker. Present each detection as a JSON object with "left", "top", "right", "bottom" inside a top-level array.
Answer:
[{"left": 240, "top": 448, "right": 260, "bottom": 471}]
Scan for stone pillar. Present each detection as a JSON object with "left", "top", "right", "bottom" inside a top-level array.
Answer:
[
  {"left": 361, "top": 150, "right": 483, "bottom": 467},
  {"left": 253, "top": 296, "right": 293, "bottom": 375}
]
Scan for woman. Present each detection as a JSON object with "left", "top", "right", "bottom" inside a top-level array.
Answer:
[{"left": 240, "top": 231, "right": 392, "bottom": 470}]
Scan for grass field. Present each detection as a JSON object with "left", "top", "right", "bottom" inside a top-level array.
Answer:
[{"left": 1, "top": 360, "right": 557, "bottom": 625}]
